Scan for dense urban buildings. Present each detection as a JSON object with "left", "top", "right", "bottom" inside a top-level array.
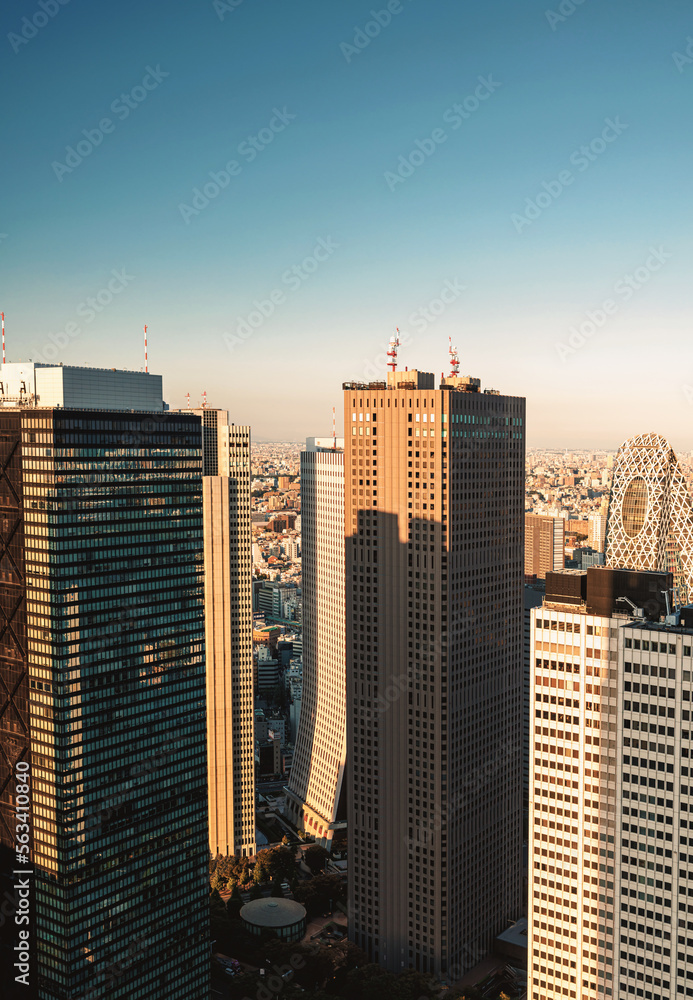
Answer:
[
  {"left": 527, "top": 565, "right": 693, "bottom": 1000},
  {"left": 190, "top": 407, "right": 256, "bottom": 858},
  {"left": 344, "top": 367, "right": 525, "bottom": 978},
  {"left": 0, "top": 365, "right": 209, "bottom": 1000},
  {"left": 605, "top": 432, "right": 693, "bottom": 605},
  {"left": 285, "top": 437, "right": 347, "bottom": 849},
  {"left": 525, "top": 513, "right": 565, "bottom": 580}
]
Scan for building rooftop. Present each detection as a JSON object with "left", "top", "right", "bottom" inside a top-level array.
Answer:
[
  {"left": 0, "top": 361, "right": 164, "bottom": 411},
  {"left": 496, "top": 917, "right": 528, "bottom": 951},
  {"left": 622, "top": 607, "right": 693, "bottom": 636},
  {"left": 240, "top": 898, "right": 306, "bottom": 928}
]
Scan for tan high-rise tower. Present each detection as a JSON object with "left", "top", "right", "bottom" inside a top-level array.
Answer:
[
  {"left": 189, "top": 407, "right": 255, "bottom": 857},
  {"left": 525, "top": 513, "right": 565, "bottom": 579},
  {"left": 344, "top": 368, "right": 525, "bottom": 978}
]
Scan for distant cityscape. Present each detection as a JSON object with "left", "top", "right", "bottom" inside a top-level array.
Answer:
[{"left": 3, "top": 359, "right": 693, "bottom": 1000}]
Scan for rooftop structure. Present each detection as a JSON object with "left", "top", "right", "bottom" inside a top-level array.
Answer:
[{"left": 0, "top": 361, "right": 163, "bottom": 410}]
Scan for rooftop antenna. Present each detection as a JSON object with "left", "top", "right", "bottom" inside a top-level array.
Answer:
[
  {"left": 449, "top": 336, "right": 460, "bottom": 377},
  {"left": 202, "top": 390, "right": 207, "bottom": 409},
  {"left": 332, "top": 406, "right": 336, "bottom": 450},
  {"left": 143, "top": 325, "right": 148, "bottom": 373},
  {"left": 387, "top": 329, "right": 401, "bottom": 372},
  {"left": 1, "top": 312, "right": 5, "bottom": 365},
  {"left": 186, "top": 392, "right": 190, "bottom": 409}
]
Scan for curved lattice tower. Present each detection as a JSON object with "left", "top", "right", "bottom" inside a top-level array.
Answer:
[{"left": 605, "top": 432, "right": 693, "bottom": 605}]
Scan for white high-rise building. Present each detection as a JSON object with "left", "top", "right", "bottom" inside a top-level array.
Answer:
[
  {"left": 588, "top": 513, "right": 607, "bottom": 553},
  {"left": 527, "top": 566, "right": 693, "bottom": 1000},
  {"left": 284, "top": 437, "right": 346, "bottom": 848}
]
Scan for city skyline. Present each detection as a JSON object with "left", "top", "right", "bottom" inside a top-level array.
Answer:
[{"left": 5, "top": 3, "right": 693, "bottom": 997}]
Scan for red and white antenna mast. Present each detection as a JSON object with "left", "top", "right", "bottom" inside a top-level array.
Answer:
[
  {"left": 332, "top": 406, "right": 336, "bottom": 450},
  {"left": 186, "top": 392, "right": 190, "bottom": 409},
  {"left": 143, "top": 325, "right": 148, "bottom": 373},
  {"left": 449, "top": 336, "right": 460, "bottom": 377},
  {"left": 201, "top": 390, "right": 207, "bottom": 409},
  {"left": 387, "top": 328, "right": 401, "bottom": 373},
  {"left": 1, "top": 312, "right": 5, "bottom": 365}
]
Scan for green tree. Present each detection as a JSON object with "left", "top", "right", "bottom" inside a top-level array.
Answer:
[
  {"left": 267, "top": 844, "right": 296, "bottom": 881},
  {"left": 226, "top": 883, "right": 244, "bottom": 918},
  {"left": 270, "top": 877, "right": 284, "bottom": 897},
  {"left": 304, "top": 844, "right": 329, "bottom": 874},
  {"left": 249, "top": 882, "right": 263, "bottom": 900},
  {"left": 252, "top": 860, "right": 267, "bottom": 885}
]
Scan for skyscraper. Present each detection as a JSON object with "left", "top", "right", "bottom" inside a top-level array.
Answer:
[
  {"left": 525, "top": 513, "right": 565, "bottom": 579},
  {"left": 285, "top": 437, "right": 346, "bottom": 849},
  {"left": 0, "top": 365, "right": 209, "bottom": 1000},
  {"left": 185, "top": 408, "right": 255, "bottom": 858},
  {"left": 588, "top": 513, "right": 607, "bottom": 553},
  {"left": 605, "top": 432, "right": 693, "bottom": 604},
  {"left": 344, "top": 367, "right": 525, "bottom": 978},
  {"left": 527, "top": 566, "right": 693, "bottom": 1000}
]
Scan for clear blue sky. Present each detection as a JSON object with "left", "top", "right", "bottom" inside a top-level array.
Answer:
[{"left": 2, "top": 0, "right": 692, "bottom": 448}]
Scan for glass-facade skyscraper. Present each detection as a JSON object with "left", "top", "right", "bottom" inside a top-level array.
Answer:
[{"left": 0, "top": 366, "right": 209, "bottom": 1000}]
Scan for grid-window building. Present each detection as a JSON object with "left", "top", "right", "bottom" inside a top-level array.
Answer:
[
  {"left": 526, "top": 565, "right": 693, "bottom": 1000},
  {"left": 184, "top": 408, "right": 255, "bottom": 857},
  {"left": 525, "top": 513, "right": 565, "bottom": 580},
  {"left": 0, "top": 368, "right": 209, "bottom": 1000},
  {"left": 344, "top": 368, "right": 525, "bottom": 979},
  {"left": 285, "top": 437, "right": 346, "bottom": 848}
]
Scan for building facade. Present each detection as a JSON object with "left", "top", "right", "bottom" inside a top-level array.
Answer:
[
  {"left": 588, "top": 513, "right": 607, "bottom": 553},
  {"left": 189, "top": 408, "right": 255, "bottom": 858},
  {"left": 285, "top": 438, "right": 346, "bottom": 848},
  {"left": 344, "top": 369, "right": 525, "bottom": 978},
  {"left": 527, "top": 566, "right": 690, "bottom": 1000},
  {"left": 0, "top": 382, "right": 209, "bottom": 1000},
  {"left": 605, "top": 432, "right": 693, "bottom": 604},
  {"left": 526, "top": 513, "right": 565, "bottom": 580}
]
